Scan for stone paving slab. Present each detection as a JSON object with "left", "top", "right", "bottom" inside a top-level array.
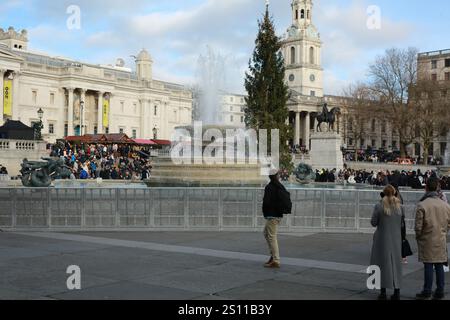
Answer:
[{"left": 0, "top": 231, "right": 449, "bottom": 300}]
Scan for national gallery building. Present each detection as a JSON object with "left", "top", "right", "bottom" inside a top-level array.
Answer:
[{"left": 0, "top": 27, "right": 193, "bottom": 143}]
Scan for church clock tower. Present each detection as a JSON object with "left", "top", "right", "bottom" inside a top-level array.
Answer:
[{"left": 281, "top": 0, "right": 323, "bottom": 97}]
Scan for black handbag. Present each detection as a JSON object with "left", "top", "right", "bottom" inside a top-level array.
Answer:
[{"left": 402, "top": 239, "right": 413, "bottom": 258}]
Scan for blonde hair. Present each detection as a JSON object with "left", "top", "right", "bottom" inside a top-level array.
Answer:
[{"left": 382, "top": 185, "right": 401, "bottom": 216}]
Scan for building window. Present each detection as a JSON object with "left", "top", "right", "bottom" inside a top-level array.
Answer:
[
  {"left": 381, "top": 120, "right": 387, "bottom": 133},
  {"left": 431, "top": 73, "right": 437, "bottom": 81},
  {"left": 371, "top": 119, "right": 376, "bottom": 132},
  {"left": 50, "top": 93, "right": 55, "bottom": 105},
  {"left": 309, "top": 47, "right": 315, "bottom": 64},
  {"left": 119, "top": 128, "right": 124, "bottom": 134},
  {"left": 431, "top": 60, "right": 437, "bottom": 69},
  {"left": 64, "top": 124, "right": 68, "bottom": 137},
  {"left": 133, "top": 103, "right": 137, "bottom": 114},
  {"left": 392, "top": 141, "right": 397, "bottom": 149},
  {"left": 32, "top": 90, "right": 37, "bottom": 104},
  {"left": 295, "top": 10, "right": 298, "bottom": 20},
  {"left": 120, "top": 101, "right": 125, "bottom": 113},
  {"left": 361, "top": 139, "right": 365, "bottom": 148},
  {"left": 132, "top": 129, "right": 137, "bottom": 139},
  {"left": 445, "top": 59, "right": 450, "bottom": 68},
  {"left": 310, "top": 91, "right": 315, "bottom": 97},
  {"left": 154, "top": 105, "right": 158, "bottom": 116},
  {"left": 230, "top": 106, "right": 233, "bottom": 112},
  {"left": 240, "top": 106, "right": 244, "bottom": 112},
  {"left": 241, "top": 116, "right": 244, "bottom": 123},
  {"left": 441, "top": 143, "right": 447, "bottom": 156},
  {"left": 240, "top": 98, "right": 244, "bottom": 103},
  {"left": 307, "top": 10, "right": 310, "bottom": 19},
  {"left": 349, "top": 138, "right": 354, "bottom": 146},
  {"left": 105, "top": 127, "right": 109, "bottom": 134},
  {"left": 230, "top": 115, "right": 234, "bottom": 123},
  {"left": 94, "top": 126, "right": 98, "bottom": 134},
  {"left": 48, "top": 123, "right": 54, "bottom": 134},
  {"left": 230, "top": 97, "right": 234, "bottom": 103},
  {"left": 382, "top": 140, "right": 387, "bottom": 148},
  {"left": 445, "top": 72, "right": 450, "bottom": 81},
  {"left": 301, "top": 9, "right": 305, "bottom": 19},
  {"left": 372, "top": 139, "right": 376, "bottom": 147},
  {"left": 291, "top": 47, "right": 296, "bottom": 64}
]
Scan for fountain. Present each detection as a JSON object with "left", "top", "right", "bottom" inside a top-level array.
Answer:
[{"left": 146, "top": 48, "right": 272, "bottom": 187}]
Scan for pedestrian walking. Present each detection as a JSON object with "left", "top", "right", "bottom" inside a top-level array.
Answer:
[
  {"left": 370, "top": 185, "right": 403, "bottom": 300},
  {"left": 415, "top": 177, "right": 450, "bottom": 300},
  {"left": 262, "top": 168, "right": 292, "bottom": 269}
]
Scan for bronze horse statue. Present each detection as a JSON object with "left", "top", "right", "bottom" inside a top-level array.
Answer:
[{"left": 316, "top": 104, "right": 341, "bottom": 132}]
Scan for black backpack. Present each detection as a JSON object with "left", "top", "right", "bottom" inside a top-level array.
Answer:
[{"left": 278, "top": 188, "right": 292, "bottom": 215}]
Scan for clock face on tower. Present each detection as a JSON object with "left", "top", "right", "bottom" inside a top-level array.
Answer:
[
  {"left": 289, "top": 74, "right": 295, "bottom": 82},
  {"left": 310, "top": 74, "right": 315, "bottom": 82}
]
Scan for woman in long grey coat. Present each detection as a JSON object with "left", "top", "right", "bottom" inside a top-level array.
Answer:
[{"left": 370, "top": 185, "right": 403, "bottom": 300}]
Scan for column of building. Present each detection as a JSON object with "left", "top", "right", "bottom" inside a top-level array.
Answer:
[
  {"left": 305, "top": 112, "right": 310, "bottom": 151},
  {"left": 294, "top": 112, "right": 300, "bottom": 147},
  {"left": 97, "top": 91, "right": 104, "bottom": 134},
  {"left": 67, "top": 88, "right": 74, "bottom": 136},
  {"left": 0, "top": 69, "right": 4, "bottom": 125},
  {"left": 79, "top": 89, "right": 86, "bottom": 136},
  {"left": 11, "top": 71, "right": 20, "bottom": 120}
]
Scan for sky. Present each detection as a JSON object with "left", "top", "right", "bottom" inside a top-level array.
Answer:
[{"left": 0, "top": 0, "right": 449, "bottom": 95}]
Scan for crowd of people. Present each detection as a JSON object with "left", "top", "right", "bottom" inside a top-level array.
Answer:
[
  {"left": 49, "top": 141, "right": 153, "bottom": 181},
  {"left": 314, "top": 167, "right": 450, "bottom": 190},
  {"left": 343, "top": 150, "right": 444, "bottom": 166}
]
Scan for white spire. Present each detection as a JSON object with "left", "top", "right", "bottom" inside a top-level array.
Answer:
[{"left": 265, "top": 0, "right": 270, "bottom": 8}]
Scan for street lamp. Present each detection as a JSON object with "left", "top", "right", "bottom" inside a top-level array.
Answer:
[
  {"left": 34, "top": 108, "right": 44, "bottom": 140},
  {"left": 80, "top": 101, "right": 85, "bottom": 136}
]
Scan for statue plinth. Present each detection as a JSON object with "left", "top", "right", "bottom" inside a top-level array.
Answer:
[{"left": 309, "top": 132, "right": 344, "bottom": 170}]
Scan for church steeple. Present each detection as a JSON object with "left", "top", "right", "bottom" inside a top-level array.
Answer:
[
  {"left": 292, "top": 0, "right": 313, "bottom": 29},
  {"left": 281, "top": 0, "right": 323, "bottom": 97}
]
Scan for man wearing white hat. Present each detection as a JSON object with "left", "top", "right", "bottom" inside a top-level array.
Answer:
[{"left": 262, "top": 167, "right": 292, "bottom": 268}]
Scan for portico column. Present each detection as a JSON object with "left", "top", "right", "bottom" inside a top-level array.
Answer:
[
  {"left": 80, "top": 89, "right": 86, "bottom": 135},
  {"left": 305, "top": 112, "right": 310, "bottom": 151},
  {"left": 0, "top": 70, "right": 5, "bottom": 125},
  {"left": 294, "top": 112, "right": 300, "bottom": 146},
  {"left": 313, "top": 113, "right": 318, "bottom": 132},
  {"left": 97, "top": 91, "right": 104, "bottom": 134},
  {"left": 12, "top": 71, "right": 20, "bottom": 120},
  {"left": 67, "top": 88, "right": 74, "bottom": 136}
]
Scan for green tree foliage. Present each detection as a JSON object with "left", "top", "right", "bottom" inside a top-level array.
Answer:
[{"left": 244, "top": 6, "right": 292, "bottom": 170}]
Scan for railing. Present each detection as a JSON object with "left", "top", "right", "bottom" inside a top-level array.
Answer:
[
  {"left": 0, "top": 187, "right": 446, "bottom": 232},
  {"left": 0, "top": 139, "right": 39, "bottom": 150},
  {"left": 0, "top": 175, "right": 10, "bottom": 181}
]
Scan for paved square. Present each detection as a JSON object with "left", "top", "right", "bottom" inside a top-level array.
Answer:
[{"left": 0, "top": 231, "right": 449, "bottom": 300}]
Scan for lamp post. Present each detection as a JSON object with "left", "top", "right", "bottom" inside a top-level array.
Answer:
[
  {"left": 34, "top": 108, "right": 44, "bottom": 140},
  {"left": 80, "top": 101, "right": 85, "bottom": 136}
]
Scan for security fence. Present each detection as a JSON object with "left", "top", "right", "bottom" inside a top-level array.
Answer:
[{"left": 0, "top": 187, "right": 447, "bottom": 233}]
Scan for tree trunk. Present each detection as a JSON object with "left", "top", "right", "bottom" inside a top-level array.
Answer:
[{"left": 400, "top": 142, "right": 408, "bottom": 158}]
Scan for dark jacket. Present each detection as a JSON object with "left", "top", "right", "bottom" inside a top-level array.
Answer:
[{"left": 263, "top": 179, "right": 292, "bottom": 218}]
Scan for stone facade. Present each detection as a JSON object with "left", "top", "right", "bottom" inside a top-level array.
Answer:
[{"left": 0, "top": 28, "right": 193, "bottom": 143}]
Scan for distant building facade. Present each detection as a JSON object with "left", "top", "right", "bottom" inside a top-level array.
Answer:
[{"left": 0, "top": 27, "right": 193, "bottom": 143}]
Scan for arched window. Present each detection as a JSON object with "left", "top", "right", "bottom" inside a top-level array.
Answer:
[
  {"left": 291, "top": 47, "right": 296, "bottom": 64},
  {"left": 309, "top": 47, "right": 315, "bottom": 64},
  {"left": 301, "top": 9, "right": 305, "bottom": 19}
]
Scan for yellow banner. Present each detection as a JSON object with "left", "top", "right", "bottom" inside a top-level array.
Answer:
[
  {"left": 3, "top": 79, "right": 12, "bottom": 117},
  {"left": 102, "top": 99, "right": 109, "bottom": 128}
]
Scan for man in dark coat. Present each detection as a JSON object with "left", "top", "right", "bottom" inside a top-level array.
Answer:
[{"left": 262, "top": 168, "right": 292, "bottom": 268}]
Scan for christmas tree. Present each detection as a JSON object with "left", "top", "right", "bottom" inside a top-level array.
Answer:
[{"left": 244, "top": 3, "right": 292, "bottom": 171}]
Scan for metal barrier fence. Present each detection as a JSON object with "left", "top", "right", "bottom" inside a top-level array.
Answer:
[{"left": 0, "top": 187, "right": 447, "bottom": 232}]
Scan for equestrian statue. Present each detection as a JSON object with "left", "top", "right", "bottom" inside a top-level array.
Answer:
[{"left": 315, "top": 103, "right": 341, "bottom": 132}]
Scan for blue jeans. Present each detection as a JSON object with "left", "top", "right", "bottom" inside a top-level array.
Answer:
[{"left": 423, "top": 263, "right": 445, "bottom": 294}]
